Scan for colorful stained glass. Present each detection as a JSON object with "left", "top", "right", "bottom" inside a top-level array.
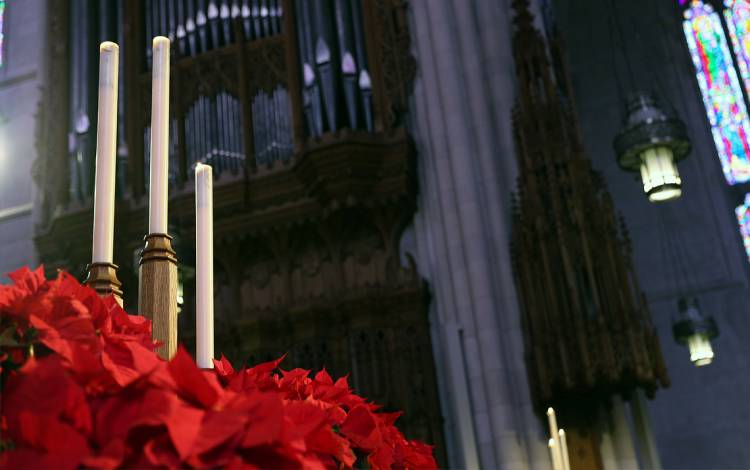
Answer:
[
  {"left": 725, "top": 1, "right": 750, "bottom": 95},
  {"left": 0, "top": 1, "right": 5, "bottom": 67},
  {"left": 735, "top": 193, "right": 750, "bottom": 260},
  {"left": 684, "top": 1, "right": 750, "bottom": 184}
]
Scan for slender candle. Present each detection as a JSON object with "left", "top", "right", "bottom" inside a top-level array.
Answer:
[
  {"left": 195, "top": 163, "right": 214, "bottom": 369},
  {"left": 547, "top": 407, "right": 564, "bottom": 467},
  {"left": 559, "top": 429, "right": 571, "bottom": 470},
  {"left": 91, "top": 42, "right": 119, "bottom": 263},
  {"left": 149, "top": 36, "right": 171, "bottom": 234},
  {"left": 548, "top": 439, "right": 563, "bottom": 470}
]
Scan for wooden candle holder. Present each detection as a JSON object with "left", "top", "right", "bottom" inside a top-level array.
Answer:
[
  {"left": 85, "top": 262, "right": 123, "bottom": 306},
  {"left": 138, "top": 233, "right": 178, "bottom": 360}
]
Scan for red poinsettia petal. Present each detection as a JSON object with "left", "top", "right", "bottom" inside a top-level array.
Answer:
[
  {"left": 240, "top": 392, "right": 285, "bottom": 448},
  {"left": 0, "top": 448, "right": 82, "bottom": 470},
  {"left": 368, "top": 444, "right": 395, "bottom": 470},
  {"left": 1, "top": 266, "right": 436, "bottom": 470},
  {"left": 246, "top": 354, "right": 286, "bottom": 377},
  {"left": 239, "top": 444, "right": 312, "bottom": 470},
  {"left": 3, "top": 356, "right": 92, "bottom": 436},
  {"left": 15, "top": 411, "right": 90, "bottom": 466},
  {"left": 305, "top": 424, "right": 356, "bottom": 467},
  {"left": 213, "top": 354, "right": 236, "bottom": 383},
  {"left": 80, "top": 439, "right": 127, "bottom": 469},
  {"left": 165, "top": 401, "right": 205, "bottom": 460},
  {"left": 314, "top": 368, "right": 334, "bottom": 385},
  {"left": 283, "top": 401, "right": 328, "bottom": 442},
  {"left": 6, "top": 266, "right": 46, "bottom": 294},
  {"left": 340, "top": 404, "right": 382, "bottom": 451},
  {"left": 141, "top": 432, "right": 183, "bottom": 469},
  {"left": 167, "top": 346, "right": 221, "bottom": 408}
]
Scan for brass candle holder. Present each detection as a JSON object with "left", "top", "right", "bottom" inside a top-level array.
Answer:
[
  {"left": 85, "top": 262, "right": 123, "bottom": 306},
  {"left": 138, "top": 233, "right": 178, "bottom": 360}
]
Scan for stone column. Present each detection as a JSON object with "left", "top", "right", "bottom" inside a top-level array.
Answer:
[
  {"left": 632, "top": 390, "right": 662, "bottom": 469},
  {"left": 407, "top": 0, "right": 548, "bottom": 467}
]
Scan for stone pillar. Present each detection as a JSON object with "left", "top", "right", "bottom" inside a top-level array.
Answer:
[
  {"left": 610, "top": 397, "right": 640, "bottom": 468},
  {"left": 632, "top": 390, "right": 662, "bottom": 469},
  {"left": 407, "top": 0, "right": 548, "bottom": 467}
]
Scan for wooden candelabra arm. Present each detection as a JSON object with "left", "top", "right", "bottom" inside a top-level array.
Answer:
[
  {"left": 85, "top": 262, "right": 123, "bottom": 306},
  {"left": 138, "top": 233, "right": 179, "bottom": 360}
]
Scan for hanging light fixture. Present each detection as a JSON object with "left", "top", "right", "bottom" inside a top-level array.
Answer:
[
  {"left": 614, "top": 92, "right": 691, "bottom": 203},
  {"left": 672, "top": 296, "right": 719, "bottom": 367}
]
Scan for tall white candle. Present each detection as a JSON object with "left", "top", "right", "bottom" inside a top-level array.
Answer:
[
  {"left": 547, "top": 407, "right": 564, "bottom": 467},
  {"left": 195, "top": 163, "right": 214, "bottom": 369},
  {"left": 149, "top": 36, "right": 171, "bottom": 234},
  {"left": 548, "top": 439, "right": 563, "bottom": 470},
  {"left": 559, "top": 429, "right": 571, "bottom": 470},
  {"left": 92, "top": 42, "right": 119, "bottom": 264}
]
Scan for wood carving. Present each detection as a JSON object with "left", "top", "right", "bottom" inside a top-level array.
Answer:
[{"left": 509, "top": 0, "right": 669, "bottom": 414}]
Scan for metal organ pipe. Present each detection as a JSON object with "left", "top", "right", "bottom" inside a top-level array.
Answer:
[
  {"left": 242, "top": 0, "right": 252, "bottom": 40},
  {"left": 167, "top": 0, "right": 177, "bottom": 41},
  {"left": 186, "top": 0, "right": 197, "bottom": 56},
  {"left": 335, "top": 0, "right": 359, "bottom": 129},
  {"left": 159, "top": 0, "right": 168, "bottom": 37},
  {"left": 291, "top": 0, "right": 372, "bottom": 136},
  {"left": 136, "top": 0, "right": 298, "bottom": 183},
  {"left": 295, "top": 0, "right": 323, "bottom": 136},
  {"left": 177, "top": 0, "right": 188, "bottom": 56},
  {"left": 208, "top": 1, "right": 221, "bottom": 49},
  {"left": 197, "top": 0, "right": 209, "bottom": 53},
  {"left": 348, "top": 0, "right": 372, "bottom": 131},
  {"left": 220, "top": 0, "right": 233, "bottom": 46},
  {"left": 312, "top": 0, "right": 339, "bottom": 132}
]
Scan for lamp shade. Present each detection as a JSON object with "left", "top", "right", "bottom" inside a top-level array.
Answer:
[
  {"left": 640, "top": 146, "right": 682, "bottom": 202},
  {"left": 614, "top": 93, "right": 691, "bottom": 203},
  {"left": 672, "top": 297, "right": 718, "bottom": 367}
]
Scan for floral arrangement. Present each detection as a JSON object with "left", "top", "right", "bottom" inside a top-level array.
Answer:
[{"left": 0, "top": 267, "right": 437, "bottom": 469}]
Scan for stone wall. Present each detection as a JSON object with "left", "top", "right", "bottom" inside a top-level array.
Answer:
[{"left": 0, "top": 0, "right": 46, "bottom": 281}]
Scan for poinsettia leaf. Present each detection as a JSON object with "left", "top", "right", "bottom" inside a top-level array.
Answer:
[
  {"left": 0, "top": 266, "right": 437, "bottom": 469},
  {"left": 340, "top": 405, "right": 382, "bottom": 451},
  {"left": 167, "top": 346, "right": 221, "bottom": 408}
]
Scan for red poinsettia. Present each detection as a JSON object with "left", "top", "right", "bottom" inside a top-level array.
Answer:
[{"left": 0, "top": 266, "right": 437, "bottom": 469}]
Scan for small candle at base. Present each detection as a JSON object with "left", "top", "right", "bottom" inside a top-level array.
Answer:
[
  {"left": 548, "top": 438, "right": 563, "bottom": 470},
  {"left": 559, "top": 429, "right": 571, "bottom": 470},
  {"left": 195, "top": 163, "right": 214, "bottom": 369},
  {"left": 92, "top": 42, "right": 119, "bottom": 263}
]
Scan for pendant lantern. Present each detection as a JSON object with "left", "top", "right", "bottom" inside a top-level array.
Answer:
[
  {"left": 614, "top": 93, "right": 691, "bottom": 203},
  {"left": 672, "top": 296, "right": 719, "bottom": 367}
]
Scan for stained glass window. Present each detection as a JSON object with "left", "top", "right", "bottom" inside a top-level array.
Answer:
[
  {"left": 735, "top": 193, "right": 750, "bottom": 260},
  {"left": 0, "top": 0, "right": 5, "bottom": 67},
  {"left": 725, "top": 1, "right": 750, "bottom": 95},
  {"left": 683, "top": 1, "right": 750, "bottom": 184}
]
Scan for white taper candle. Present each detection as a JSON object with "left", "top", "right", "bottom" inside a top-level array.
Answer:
[
  {"left": 92, "top": 42, "right": 119, "bottom": 263},
  {"left": 548, "top": 438, "right": 563, "bottom": 470},
  {"left": 195, "top": 163, "right": 214, "bottom": 369},
  {"left": 547, "top": 407, "right": 564, "bottom": 467},
  {"left": 559, "top": 429, "right": 571, "bottom": 470},
  {"left": 149, "top": 36, "right": 171, "bottom": 234}
]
